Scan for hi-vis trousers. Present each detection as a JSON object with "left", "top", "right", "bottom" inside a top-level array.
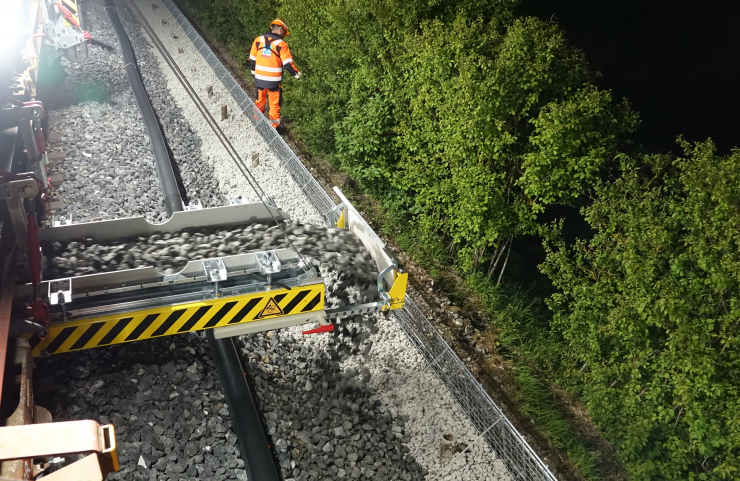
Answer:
[{"left": 255, "top": 85, "right": 282, "bottom": 128}]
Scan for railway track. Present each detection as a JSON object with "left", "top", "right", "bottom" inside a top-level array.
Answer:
[{"left": 1, "top": 0, "right": 516, "bottom": 479}]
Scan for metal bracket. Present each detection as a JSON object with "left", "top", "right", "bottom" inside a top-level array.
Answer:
[
  {"left": 327, "top": 202, "right": 345, "bottom": 227},
  {"left": 255, "top": 251, "right": 281, "bottom": 275},
  {"left": 184, "top": 199, "right": 203, "bottom": 211},
  {"left": 52, "top": 214, "right": 72, "bottom": 227},
  {"left": 0, "top": 420, "right": 119, "bottom": 477},
  {"left": 202, "top": 258, "right": 227, "bottom": 297},
  {"left": 48, "top": 279, "right": 72, "bottom": 305},
  {"left": 0, "top": 337, "right": 51, "bottom": 478},
  {"left": 325, "top": 302, "right": 384, "bottom": 320},
  {"left": 0, "top": 178, "right": 39, "bottom": 252},
  {"left": 18, "top": 105, "right": 48, "bottom": 187},
  {"left": 49, "top": 278, "right": 72, "bottom": 322},
  {"left": 43, "top": 7, "right": 87, "bottom": 56},
  {"left": 377, "top": 263, "right": 395, "bottom": 306},
  {"left": 255, "top": 251, "right": 281, "bottom": 289}
]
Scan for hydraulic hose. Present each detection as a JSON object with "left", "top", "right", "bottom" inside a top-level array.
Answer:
[
  {"left": 104, "top": 0, "right": 182, "bottom": 216},
  {"left": 106, "top": 2, "right": 280, "bottom": 479},
  {"left": 207, "top": 331, "right": 281, "bottom": 481}
]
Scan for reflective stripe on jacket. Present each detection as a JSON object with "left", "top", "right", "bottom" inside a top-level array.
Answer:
[{"left": 248, "top": 32, "right": 300, "bottom": 89}]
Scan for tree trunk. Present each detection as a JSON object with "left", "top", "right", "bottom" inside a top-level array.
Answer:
[
  {"left": 497, "top": 236, "right": 513, "bottom": 285},
  {"left": 473, "top": 245, "right": 486, "bottom": 268},
  {"left": 488, "top": 238, "right": 506, "bottom": 278}
]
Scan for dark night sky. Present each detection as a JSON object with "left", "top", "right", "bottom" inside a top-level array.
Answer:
[{"left": 517, "top": 0, "right": 740, "bottom": 155}]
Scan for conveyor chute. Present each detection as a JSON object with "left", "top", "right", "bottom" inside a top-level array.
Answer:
[{"left": 10, "top": 193, "right": 408, "bottom": 355}]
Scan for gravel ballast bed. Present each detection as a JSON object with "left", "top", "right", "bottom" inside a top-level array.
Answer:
[
  {"left": 43, "top": 0, "right": 167, "bottom": 224},
  {"left": 34, "top": 0, "right": 513, "bottom": 478},
  {"left": 35, "top": 332, "right": 246, "bottom": 481}
]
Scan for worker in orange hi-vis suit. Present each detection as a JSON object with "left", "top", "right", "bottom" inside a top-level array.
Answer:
[{"left": 248, "top": 19, "right": 301, "bottom": 129}]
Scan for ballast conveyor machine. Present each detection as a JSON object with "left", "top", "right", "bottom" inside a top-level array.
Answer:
[{"left": 9, "top": 192, "right": 407, "bottom": 357}]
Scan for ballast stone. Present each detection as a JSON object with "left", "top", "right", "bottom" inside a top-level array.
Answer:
[{"left": 45, "top": 223, "right": 379, "bottom": 304}]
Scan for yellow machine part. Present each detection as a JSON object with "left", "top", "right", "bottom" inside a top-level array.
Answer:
[
  {"left": 26, "top": 283, "right": 324, "bottom": 356},
  {"left": 384, "top": 271, "right": 408, "bottom": 311},
  {"left": 62, "top": 0, "right": 81, "bottom": 27},
  {"left": 336, "top": 210, "right": 346, "bottom": 229}
]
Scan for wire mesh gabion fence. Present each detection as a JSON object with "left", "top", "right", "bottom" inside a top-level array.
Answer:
[
  {"left": 159, "top": 1, "right": 558, "bottom": 479},
  {"left": 393, "top": 300, "right": 557, "bottom": 481}
]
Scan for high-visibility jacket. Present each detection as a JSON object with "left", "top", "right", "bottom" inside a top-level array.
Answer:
[{"left": 248, "top": 32, "right": 300, "bottom": 89}]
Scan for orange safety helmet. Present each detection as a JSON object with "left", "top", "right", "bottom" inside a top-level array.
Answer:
[{"left": 270, "top": 18, "right": 290, "bottom": 36}]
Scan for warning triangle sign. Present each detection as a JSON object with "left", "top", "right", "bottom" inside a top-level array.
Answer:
[{"left": 257, "top": 297, "right": 284, "bottom": 319}]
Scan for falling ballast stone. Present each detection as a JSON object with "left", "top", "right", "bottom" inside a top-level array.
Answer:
[{"left": 45, "top": 222, "right": 380, "bottom": 306}]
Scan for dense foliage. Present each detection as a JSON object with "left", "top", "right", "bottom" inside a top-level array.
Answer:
[
  {"left": 279, "top": 0, "right": 636, "bottom": 272},
  {"left": 176, "top": 0, "right": 740, "bottom": 478},
  {"left": 179, "top": 0, "right": 275, "bottom": 59},
  {"left": 542, "top": 142, "right": 740, "bottom": 479}
]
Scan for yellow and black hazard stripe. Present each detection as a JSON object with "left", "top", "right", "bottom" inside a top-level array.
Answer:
[
  {"left": 61, "top": 0, "right": 81, "bottom": 27},
  {"left": 26, "top": 284, "right": 324, "bottom": 357}
]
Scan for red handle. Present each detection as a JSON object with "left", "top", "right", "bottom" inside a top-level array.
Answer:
[{"left": 302, "top": 323, "right": 334, "bottom": 335}]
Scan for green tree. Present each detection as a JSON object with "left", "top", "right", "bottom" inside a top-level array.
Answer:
[
  {"left": 392, "top": 15, "right": 636, "bottom": 271},
  {"left": 179, "top": 0, "right": 636, "bottom": 275},
  {"left": 541, "top": 141, "right": 740, "bottom": 480}
]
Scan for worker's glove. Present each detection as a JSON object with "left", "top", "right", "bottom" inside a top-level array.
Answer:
[{"left": 295, "top": 72, "right": 302, "bottom": 80}]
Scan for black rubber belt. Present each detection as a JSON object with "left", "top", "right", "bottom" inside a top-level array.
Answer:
[
  {"left": 207, "top": 331, "right": 281, "bottom": 481},
  {"left": 104, "top": 0, "right": 183, "bottom": 216}
]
